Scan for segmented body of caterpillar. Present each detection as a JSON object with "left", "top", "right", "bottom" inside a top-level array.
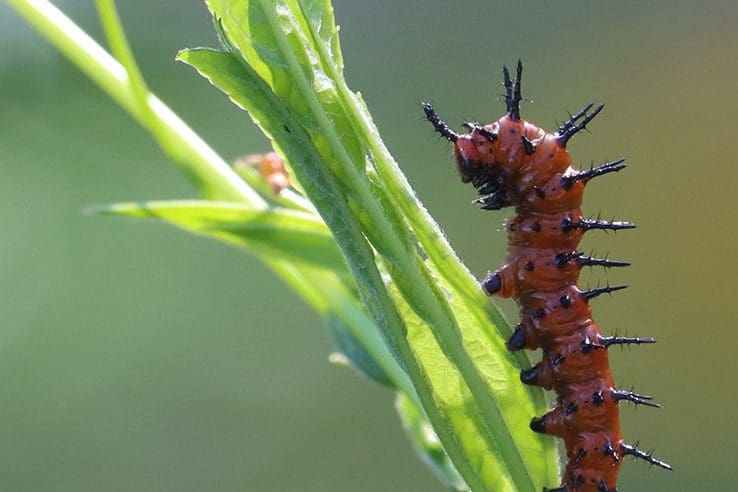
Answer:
[{"left": 423, "top": 62, "right": 671, "bottom": 491}]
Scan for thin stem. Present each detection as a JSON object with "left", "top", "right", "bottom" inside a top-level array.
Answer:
[
  {"left": 95, "top": 0, "right": 156, "bottom": 126},
  {"left": 6, "top": 0, "right": 263, "bottom": 205}
]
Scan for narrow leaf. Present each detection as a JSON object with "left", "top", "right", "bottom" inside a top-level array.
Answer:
[
  {"left": 325, "top": 314, "right": 393, "bottom": 387},
  {"left": 395, "top": 393, "right": 469, "bottom": 492},
  {"left": 89, "top": 200, "right": 348, "bottom": 274}
]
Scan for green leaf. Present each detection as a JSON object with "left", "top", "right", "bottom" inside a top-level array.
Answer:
[
  {"left": 88, "top": 200, "right": 348, "bottom": 275},
  {"left": 179, "top": 42, "right": 495, "bottom": 492},
  {"left": 205, "top": 0, "right": 366, "bottom": 174},
  {"left": 296, "top": 0, "right": 343, "bottom": 72},
  {"left": 92, "top": 198, "right": 418, "bottom": 397},
  {"left": 180, "top": 1, "right": 560, "bottom": 489},
  {"left": 325, "top": 313, "right": 392, "bottom": 387},
  {"left": 385, "top": 274, "right": 549, "bottom": 492},
  {"left": 395, "top": 393, "right": 469, "bottom": 492},
  {"left": 277, "top": 263, "right": 418, "bottom": 401},
  {"left": 176, "top": 47, "right": 415, "bottom": 361}
]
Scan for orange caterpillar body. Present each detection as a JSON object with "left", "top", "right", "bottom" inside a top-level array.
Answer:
[{"left": 424, "top": 62, "right": 670, "bottom": 491}]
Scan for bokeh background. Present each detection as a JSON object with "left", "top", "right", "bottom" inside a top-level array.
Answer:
[{"left": 1, "top": 1, "right": 736, "bottom": 490}]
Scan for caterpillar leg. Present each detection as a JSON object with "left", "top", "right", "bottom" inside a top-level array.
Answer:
[{"left": 481, "top": 265, "right": 516, "bottom": 297}]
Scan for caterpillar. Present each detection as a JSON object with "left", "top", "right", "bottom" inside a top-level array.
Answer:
[{"left": 423, "top": 61, "right": 671, "bottom": 491}]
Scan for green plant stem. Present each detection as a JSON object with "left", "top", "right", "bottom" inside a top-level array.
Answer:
[
  {"left": 294, "top": 0, "right": 549, "bottom": 423},
  {"left": 95, "top": 0, "right": 157, "bottom": 130},
  {"left": 6, "top": 0, "right": 416, "bottom": 403},
  {"left": 257, "top": 3, "right": 534, "bottom": 488},
  {"left": 296, "top": 1, "right": 475, "bottom": 299},
  {"left": 6, "top": 0, "right": 261, "bottom": 204}
]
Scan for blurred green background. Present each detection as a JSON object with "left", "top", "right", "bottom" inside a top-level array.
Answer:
[{"left": 1, "top": 0, "right": 736, "bottom": 490}]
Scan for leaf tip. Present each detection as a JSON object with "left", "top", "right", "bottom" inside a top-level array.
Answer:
[{"left": 83, "top": 203, "right": 112, "bottom": 216}]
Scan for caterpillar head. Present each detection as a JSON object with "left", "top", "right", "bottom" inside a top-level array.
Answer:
[{"left": 422, "top": 102, "right": 501, "bottom": 179}]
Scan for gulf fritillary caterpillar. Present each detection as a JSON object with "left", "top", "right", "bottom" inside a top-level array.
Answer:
[{"left": 424, "top": 61, "right": 671, "bottom": 491}]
